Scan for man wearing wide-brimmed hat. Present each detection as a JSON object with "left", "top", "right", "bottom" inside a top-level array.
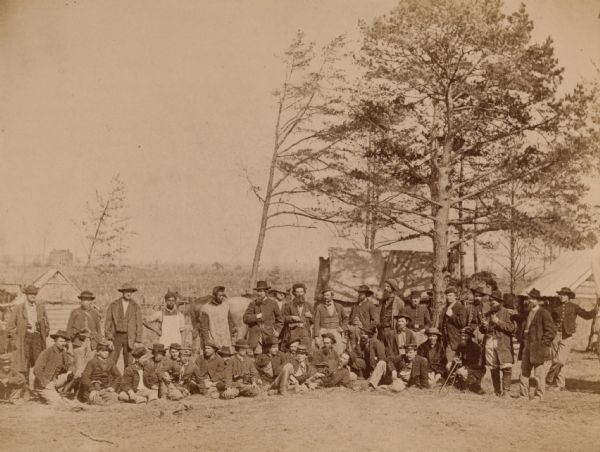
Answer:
[
  {"left": 144, "top": 290, "right": 186, "bottom": 348},
  {"left": 104, "top": 282, "right": 143, "bottom": 369},
  {"left": 79, "top": 341, "right": 120, "bottom": 405},
  {"left": 417, "top": 327, "right": 446, "bottom": 385},
  {"left": 348, "top": 285, "right": 378, "bottom": 351},
  {"left": 254, "top": 335, "right": 294, "bottom": 395},
  {"left": 33, "top": 330, "right": 76, "bottom": 408},
  {"left": 269, "top": 286, "right": 288, "bottom": 314},
  {"left": 8, "top": 284, "right": 49, "bottom": 382},
  {"left": 280, "top": 283, "right": 313, "bottom": 352},
  {"left": 546, "top": 287, "right": 596, "bottom": 392},
  {"left": 0, "top": 353, "right": 27, "bottom": 403},
  {"left": 390, "top": 311, "right": 416, "bottom": 359},
  {"left": 243, "top": 281, "right": 283, "bottom": 352},
  {"left": 516, "top": 288, "right": 556, "bottom": 401},
  {"left": 67, "top": 290, "right": 102, "bottom": 381}
]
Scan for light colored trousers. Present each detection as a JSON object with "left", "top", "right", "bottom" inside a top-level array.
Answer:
[
  {"left": 547, "top": 334, "right": 573, "bottom": 389},
  {"left": 519, "top": 344, "right": 551, "bottom": 399},
  {"left": 38, "top": 373, "right": 74, "bottom": 408}
]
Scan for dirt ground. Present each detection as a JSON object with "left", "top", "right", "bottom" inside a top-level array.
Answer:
[{"left": 2, "top": 351, "right": 600, "bottom": 452}]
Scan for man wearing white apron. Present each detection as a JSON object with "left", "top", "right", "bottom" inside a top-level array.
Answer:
[{"left": 144, "top": 291, "right": 186, "bottom": 347}]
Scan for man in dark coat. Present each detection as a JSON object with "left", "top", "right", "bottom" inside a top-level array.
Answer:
[
  {"left": 7, "top": 285, "right": 49, "bottom": 380},
  {"left": 517, "top": 289, "right": 556, "bottom": 401},
  {"left": 220, "top": 339, "right": 260, "bottom": 399},
  {"left": 546, "top": 287, "right": 597, "bottom": 391},
  {"left": 348, "top": 285, "right": 379, "bottom": 351},
  {"left": 319, "top": 351, "right": 354, "bottom": 389},
  {"left": 403, "top": 290, "right": 432, "bottom": 345},
  {"left": 33, "top": 330, "right": 76, "bottom": 408},
  {"left": 104, "top": 282, "right": 143, "bottom": 369},
  {"left": 280, "top": 283, "right": 313, "bottom": 351},
  {"left": 68, "top": 290, "right": 102, "bottom": 380},
  {"left": 79, "top": 341, "right": 120, "bottom": 405},
  {"left": 311, "top": 332, "right": 340, "bottom": 373},
  {"left": 243, "top": 281, "right": 283, "bottom": 352},
  {"left": 390, "top": 343, "right": 430, "bottom": 391},
  {"left": 118, "top": 346, "right": 159, "bottom": 403},
  {"left": 440, "top": 287, "right": 467, "bottom": 363},
  {"left": 453, "top": 327, "right": 485, "bottom": 394},
  {"left": 254, "top": 336, "right": 294, "bottom": 395},
  {"left": 378, "top": 279, "right": 403, "bottom": 352},
  {"left": 418, "top": 327, "right": 446, "bottom": 385},
  {"left": 194, "top": 340, "right": 227, "bottom": 397},
  {"left": 389, "top": 312, "right": 417, "bottom": 359},
  {"left": 349, "top": 326, "right": 393, "bottom": 389},
  {"left": 0, "top": 353, "right": 27, "bottom": 403},
  {"left": 480, "top": 294, "right": 516, "bottom": 396}
]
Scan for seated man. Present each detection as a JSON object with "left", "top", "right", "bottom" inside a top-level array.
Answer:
[
  {"left": 79, "top": 341, "right": 121, "bottom": 405},
  {"left": 194, "top": 340, "right": 226, "bottom": 397},
  {"left": 33, "top": 330, "right": 76, "bottom": 409},
  {"left": 0, "top": 354, "right": 27, "bottom": 404},
  {"left": 171, "top": 345, "right": 201, "bottom": 397},
  {"left": 118, "top": 346, "right": 159, "bottom": 403},
  {"left": 417, "top": 327, "right": 446, "bottom": 385},
  {"left": 349, "top": 326, "right": 393, "bottom": 390},
  {"left": 221, "top": 339, "right": 260, "bottom": 400},
  {"left": 285, "top": 338, "right": 301, "bottom": 359},
  {"left": 452, "top": 327, "right": 485, "bottom": 394},
  {"left": 255, "top": 336, "right": 294, "bottom": 395},
  {"left": 288, "top": 345, "right": 319, "bottom": 393},
  {"left": 390, "top": 343, "right": 429, "bottom": 392},
  {"left": 158, "top": 343, "right": 184, "bottom": 399},
  {"left": 391, "top": 312, "right": 416, "bottom": 359},
  {"left": 311, "top": 333, "right": 339, "bottom": 373},
  {"left": 317, "top": 351, "right": 354, "bottom": 389},
  {"left": 142, "top": 343, "right": 178, "bottom": 399}
]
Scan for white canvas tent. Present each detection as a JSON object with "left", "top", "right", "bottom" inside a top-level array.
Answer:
[{"left": 524, "top": 246, "right": 600, "bottom": 350}]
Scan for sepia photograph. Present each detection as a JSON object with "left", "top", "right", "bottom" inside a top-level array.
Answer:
[{"left": 1, "top": 0, "right": 600, "bottom": 450}]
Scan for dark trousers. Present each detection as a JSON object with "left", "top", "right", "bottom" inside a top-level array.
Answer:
[
  {"left": 112, "top": 332, "right": 132, "bottom": 368},
  {"left": 24, "top": 332, "right": 44, "bottom": 375}
]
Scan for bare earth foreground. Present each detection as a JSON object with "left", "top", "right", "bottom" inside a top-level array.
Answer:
[{"left": 2, "top": 352, "right": 599, "bottom": 452}]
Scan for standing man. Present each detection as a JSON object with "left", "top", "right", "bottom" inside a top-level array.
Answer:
[
  {"left": 313, "top": 288, "right": 348, "bottom": 354},
  {"left": 480, "top": 296, "right": 516, "bottom": 397},
  {"left": 546, "top": 287, "right": 596, "bottom": 391},
  {"left": 200, "top": 286, "right": 235, "bottom": 349},
  {"left": 280, "top": 283, "right": 313, "bottom": 351},
  {"left": 8, "top": 285, "right": 49, "bottom": 383},
  {"left": 440, "top": 287, "right": 467, "bottom": 363},
  {"left": 378, "top": 279, "right": 403, "bottom": 352},
  {"left": 67, "top": 290, "right": 102, "bottom": 379},
  {"left": 269, "top": 287, "right": 288, "bottom": 314},
  {"left": 104, "top": 282, "right": 143, "bottom": 369},
  {"left": 143, "top": 290, "right": 186, "bottom": 347},
  {"left": 403, "top": 290, "right": 432, "bottom": 345},
  {"left": 243, "top": 281, "right": 283, "bottom": 352},
  {"left": 517, "top": 288, "right": 556, "bottom": 401},
  {"left": 33, "top": 330, "right": 75, "bottom": 408},
  {"left": 348, "top": 285, "right": 379, "bottom": 351}
]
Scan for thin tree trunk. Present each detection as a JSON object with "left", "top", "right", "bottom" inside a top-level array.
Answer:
[{"left": 473, "top": 200, "right": 478, "bottom": 273}]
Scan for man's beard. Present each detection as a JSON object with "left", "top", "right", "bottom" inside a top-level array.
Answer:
[{"left": 294, "top": 296, "right": 305, "bottom": 304}]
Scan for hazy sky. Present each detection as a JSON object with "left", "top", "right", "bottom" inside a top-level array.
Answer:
[{"left": 1, "top": 0, "right": 599, "bottom": 266}]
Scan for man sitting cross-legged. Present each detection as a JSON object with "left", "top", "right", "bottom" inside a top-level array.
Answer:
[
  {"left": 194, "top": 340, "right": 226, "bottom": 398},
  {"left": 118, "top": 346, "right": 159, "bottom": 403},
  {"left": 0, "top": 354, "right": 27, "bottom": 404},
  {"left": 79, "top": 341, "right": 121, "bottom": 405},
  {"left": 417, "top": 327, "right": 446, "bottom": 386},
  {"left": 220, "top": 339, "right": 261, "bottom": 400}
]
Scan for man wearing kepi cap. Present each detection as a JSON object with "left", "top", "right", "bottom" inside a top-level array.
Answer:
[
  {"left": 118, "top": 346, "right": 159, "bottom": 403},
  {"left": 546, "top": 287, "right": 597, "bottom": 391},
  {"left": 105, "top": 282, "right": 143, "bottom": 369},
  {"left": 8, "top": 284, "right": 49, "bottom": 383}
]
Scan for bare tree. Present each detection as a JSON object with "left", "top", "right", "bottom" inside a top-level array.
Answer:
[
  {"left": 79, "top": 173, "right": 134, "bottom": 269},
  {"left": 246, "top": 30, "right": 346, "bottom": 288}
]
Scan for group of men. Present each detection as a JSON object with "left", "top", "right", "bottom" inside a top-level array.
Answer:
[{"left": 0, "top": 278, "right": 597, "bottom": 408}]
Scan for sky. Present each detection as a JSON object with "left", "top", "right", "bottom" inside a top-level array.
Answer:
[{"left": 0, "top": 0, "right": 599, "bottom": 267}]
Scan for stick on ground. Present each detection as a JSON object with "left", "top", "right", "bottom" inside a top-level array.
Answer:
[{"left": 80, "top": 431, "right": 115, "bottom": 445}]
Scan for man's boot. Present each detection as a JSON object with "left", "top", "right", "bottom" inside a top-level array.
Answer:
[
  {"left": 502, "top": 368, "right": 512, "bottom": 397},
  {"left": 490, "top": 369, "right": 501, "bottom": 396},
  {"left": 278, "top": 364, "right": 291, "bottom": 395}
]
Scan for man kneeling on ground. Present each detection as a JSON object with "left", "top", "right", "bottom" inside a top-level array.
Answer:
[
  {"left": 118, "top": 346, "right": 159, "bottom": 403},
  {"left": 220, "top": 339, "right": 260, "bottom": 400},
  {"left": 451, "top": 327, "right": 485, "bottom": 394},
  {"left": 79, "top": 341, "right": 120, "bottom": 405}
]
